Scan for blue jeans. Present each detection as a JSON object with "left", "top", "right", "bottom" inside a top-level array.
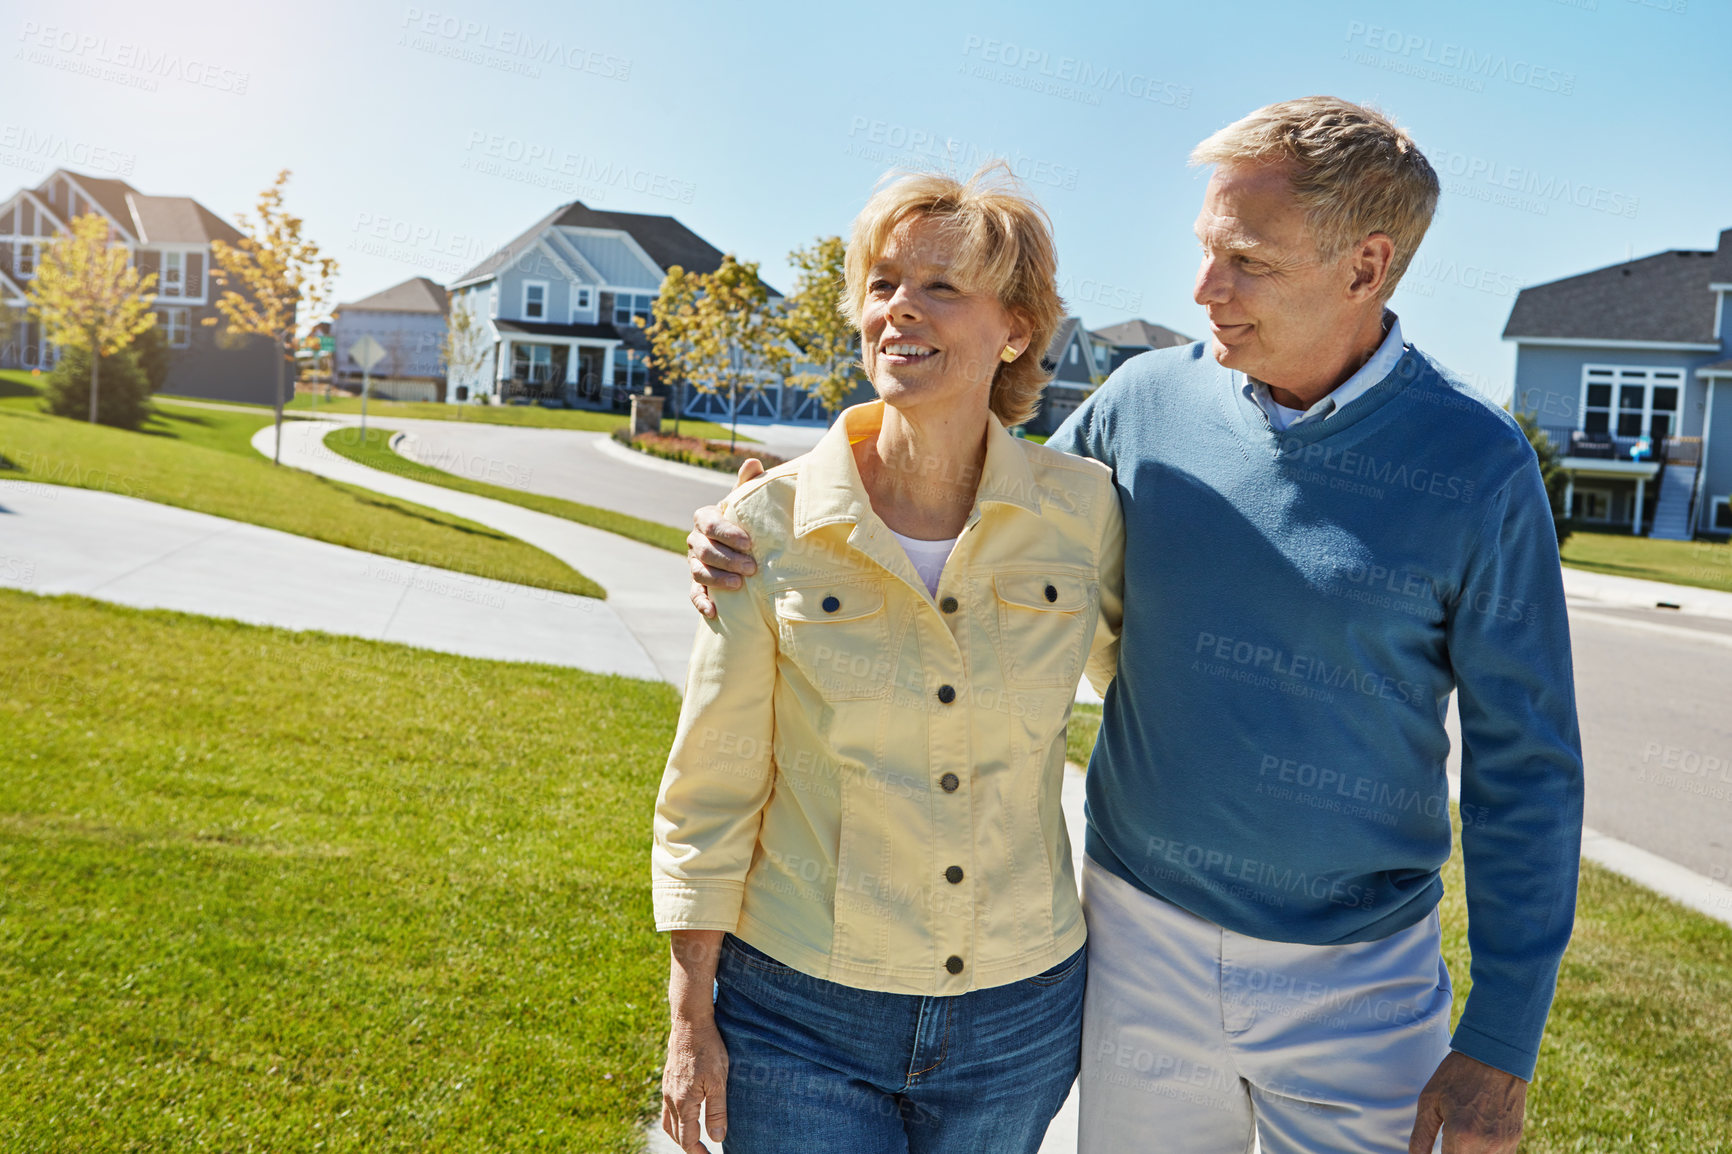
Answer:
[{"left": 713, "top": 934, "right": 1085, "bottom": 1153}]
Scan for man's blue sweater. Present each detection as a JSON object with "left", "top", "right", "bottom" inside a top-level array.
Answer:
[{"left": 1049, "top": 341, "right": 1584, "bottom": 1081}]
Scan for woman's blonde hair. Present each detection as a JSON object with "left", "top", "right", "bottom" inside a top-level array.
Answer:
[
  {"left": 1191, "top": 97, "right": 1439, "bottom": 299},
  {"left": 841, "top": 164, "right": 1063, "bottom": 428}
]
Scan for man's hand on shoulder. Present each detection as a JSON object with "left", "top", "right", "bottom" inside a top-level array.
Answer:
[
  {"left": 1409, "top": 1051, "right": 1526, "bottom": 1153},
  {"left": 688, "top": 458, "right": 765, "bottom": 619}
]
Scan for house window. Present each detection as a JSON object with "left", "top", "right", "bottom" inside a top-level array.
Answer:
[
  {"left": 1581, "top": 365, "right": 1685, "bottom": 439},
  {"left": 613, "top": 348, "right": 649, "bottom": 394},
  {"left": 1068, "top": 344, "right": 1078, "bottom": 365},
  {"left": 513, "top": 343, "right": 554, "bottom": 383},
  {"left": 1713, "top": 497, "right": 1732, "bottom": 531},
  {"left": 1573, "top": 489, "right": 1612, "bottom": 522},
  {"left": 159, "top": 307, "right": 190, "bottom": 348},
  {"left": 575, "top": 286, "right": 593, "bottom": 311},
  {"left": 16, "top": 242, "right": 33, "bottom": 277},
  {"left": 161, "top": 252, "right": 184, "bottom": 297},
  {"left": 613, "top": 292, "right": 654, "bottom": 327},
  {"left": 523, "top": 281, "right": 548, "bottom": 320}
]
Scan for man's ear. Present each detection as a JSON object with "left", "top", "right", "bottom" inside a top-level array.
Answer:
[{"left": 1348, "top": 233, "right": 1396, "bottom": 300}]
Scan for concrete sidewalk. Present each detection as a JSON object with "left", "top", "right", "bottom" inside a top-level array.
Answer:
[
  {"left": 0, "top": 480, "right": 660, "bottom": 679},
  {"left": 252, "top": 418, "right": 698, "bottom": 684}
]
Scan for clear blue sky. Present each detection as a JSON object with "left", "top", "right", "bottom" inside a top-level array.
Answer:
[{"left": 7, "top": 0, "right": 1726, "bottom": 403}]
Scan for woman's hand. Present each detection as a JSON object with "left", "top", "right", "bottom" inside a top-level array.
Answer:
[
  {"left": 662, "top": 1010, "right": 729, "bottom": 1151},
  {"left": 662, "top": 929, "right": 728, "bottom": 1151}
]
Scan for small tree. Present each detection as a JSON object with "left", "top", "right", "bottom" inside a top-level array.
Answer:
[
  {"left": 46, "top": 344, "right": 151, "bottom": 428},
  {"left": 643, "top": 265, "right": 701, "bottom": 437},
  {"left": 441, "top": 299, "right": 492, "bottom": 414},
  {"left": 698, "top": 256, "right": 777, "bottom": 451},
  {"left": 1513, "top": 409, "right": 1570, "bottom": 546},
  {"left": 778, "top": 236, "right": 862, "bottom": 420},
  {"left": 207, "top": 170, "right": 338, "bottom": 465},
  {"left": 24, "top": 211, "right": 158, "bottom": 424}
]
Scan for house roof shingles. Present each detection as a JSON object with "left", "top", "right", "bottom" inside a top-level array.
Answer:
[
  {"left": 342, "top": 276, "right": 449, "bottom": 315},
  {"left": 1502, "top": 247, "right": 1721, "bottom": 345},
  {"left": 453, "top": 200, "right": 780, "bottom": 296},
  {"left": 1091, "top": 318, "right": 1195, "bottom": 349},
  {"left": 1711, "top": 228, "right": 1732, "bottom": 288},
  {"left": 24, "top": 169, "right": 244, "bottom": 247}
]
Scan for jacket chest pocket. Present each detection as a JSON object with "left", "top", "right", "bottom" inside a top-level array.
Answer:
[
  {"left": 993, "top": 570, "right": 1093, "bottom": 689},
  {"left": 775, "top": 581, "right": 893, "bottom": 701}
]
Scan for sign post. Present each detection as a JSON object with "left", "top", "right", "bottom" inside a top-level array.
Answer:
[{"left": 348, "top": 334, "right": 387, "bottom": 438}]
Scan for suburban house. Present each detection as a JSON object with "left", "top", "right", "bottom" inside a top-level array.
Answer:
[
  {"left": 1504, "top": 228, "right": 1732, "bottom": 538},
  {"left": 444, "top": 201, "right": 832, "bottom": 419},
  {"left": 0, "top": 167, "right": 289, "bottom": 404},
  {"left": 1091, "top": 318, "right": 1195, "bottom": 372},
  {"left": 1024, "top": 316, "right": 1196, "bottom": 435},
  {"left": 331, "top": 276, "right": 448, "bottom": 401}
]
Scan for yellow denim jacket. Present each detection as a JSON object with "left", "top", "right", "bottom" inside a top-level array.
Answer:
[{"left": 652, "top": 401, "right": 1125, "bottom": 995}]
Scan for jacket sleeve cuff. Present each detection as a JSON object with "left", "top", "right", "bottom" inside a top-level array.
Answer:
[
  {"left": 653, "top": 878, "right": 745, "bottom": 932},
  {"left": 1449, "top": 1022, "right": 1539, "bottom": 1082}
]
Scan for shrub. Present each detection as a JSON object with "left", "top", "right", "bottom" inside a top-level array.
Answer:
[
  {"left": 132, "top": 324, "right": 172, "bottom": 393},
  {"left": 45, "top": 344, "right": 152, "bottom": 430},
  {"left": 611, "top": 426, "right": 788, "bottom": 474}
]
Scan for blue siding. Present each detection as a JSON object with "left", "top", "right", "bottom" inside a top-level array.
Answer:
[
  {"left": 1510, "top": 344, "right": 1713, "bottom": 437},
  {"left": 556, "top": 228, "right": 661, "bottom": 288},
  {"left": 1701, "top": 379, "right": 1732, "bottom": 533}
]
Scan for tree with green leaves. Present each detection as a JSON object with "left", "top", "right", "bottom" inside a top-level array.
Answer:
[
  {"left": 779, "top": 235, "right": 862, "bottom": 421},
  {"left": 643, "top": 265, "right": 701, "bottom": 437},
  {"left": 440, "top": 297, "right": 491, "bottom": 416},
  {"left": 645, "top": 258, "right": 780, "bottom": 447},
  {"left": 1513, "top": 408, "right": 1570, "bottom": 546},
  {"left": 206, "top": 170, "right": 338, "bottom": 465},
  {"left": 24, "top": 211, "right": 158, "bottom": 425}
]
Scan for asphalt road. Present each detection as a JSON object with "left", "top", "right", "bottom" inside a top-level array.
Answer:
[{"left": 1566, "top": 607, "right": 1732, "bottom": 884}]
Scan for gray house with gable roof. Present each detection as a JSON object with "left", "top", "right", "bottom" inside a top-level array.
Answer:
[
  {"left": 331, "top": 276, "right": 448, "bottom": 400},
  {"left": 0, "top": 168, "right": 289, "bottom": 404},
  {"left": 1504, "top": 228, "right": 1732, "bottom": 538},
  {"left": 444, "top": 201, "right": 826, "bottom": 419}
]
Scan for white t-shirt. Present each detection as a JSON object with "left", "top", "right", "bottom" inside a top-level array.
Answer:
[{"left": 889, "top": 529, "right": 958, "bottom": 598}]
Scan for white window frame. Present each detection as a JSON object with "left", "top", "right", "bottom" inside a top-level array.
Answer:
[
  {"left": 522, "top": 280, "right": 549, "bottom": 321},
  {"left": 160, "top": 251, "right": 184, "bottom": 297},
  {"left": 160, "top": 306, "right": 190, "bottom": 348},
  {"left": 613, "top": 291, "right": 653, "bottom": 327},
  {"left": 1573, "top": 487, "right": 1614, "bottom": 523},
  {"left": 1068, "top": 343, "right": 1079, "bottom": 365},
  {"left": 16, "top": 241, "right": 34, "bottom": 277},
  {"left": 1579, "top": 364, "right": 1686, "bottom": 439},
  {"left": 574, "top": 286, "right": 593, "bottom": 312}
]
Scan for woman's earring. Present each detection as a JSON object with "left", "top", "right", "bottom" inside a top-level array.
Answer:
[{"left": 1000, "top": 344, "right": 1019, "bottom": 363}]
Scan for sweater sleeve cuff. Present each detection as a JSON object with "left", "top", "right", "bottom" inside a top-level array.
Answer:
[
  {"left": 653, "top": 878, "right": 745, "bottom": 932},
  {"left": 1449, "top": 1022, "right": 1538, "bottom": 1082}
]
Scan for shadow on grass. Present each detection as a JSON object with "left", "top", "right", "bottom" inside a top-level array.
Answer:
[{"left": 0, "top": 377, "right": 43, "bottom": 400}]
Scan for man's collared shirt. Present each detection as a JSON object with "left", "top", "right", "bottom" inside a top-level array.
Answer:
[
  {"left": 1246, "top": 311, "right": 1405, "bottom": 432},
  {"left": 653, "top": 401, "right": 1125, "bottom": 995}
]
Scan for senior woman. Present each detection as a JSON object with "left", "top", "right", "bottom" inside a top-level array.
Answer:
[{"left": 652, "top": 166, "right": 1124, "bottom": 1153}]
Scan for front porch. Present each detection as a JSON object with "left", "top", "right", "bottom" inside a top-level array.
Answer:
[
  {"left": 1544, "top": 426, "right": 1704, "bottom": 538},
  {"left": 495, "top": 329, "right": 623, "bottom": 411}
]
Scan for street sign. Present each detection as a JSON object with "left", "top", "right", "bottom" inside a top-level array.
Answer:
[{"left": 349, "top": 334, "right": 386, "bottom": 372}]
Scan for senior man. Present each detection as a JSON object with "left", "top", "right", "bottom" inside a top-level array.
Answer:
[{"left": 685, "top": 97, "right": 1582, "bottom": 1154}]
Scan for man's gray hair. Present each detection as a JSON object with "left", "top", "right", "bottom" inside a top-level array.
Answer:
[{"left": 1191, "top": 97, "right": 1439, "bottom": 299}]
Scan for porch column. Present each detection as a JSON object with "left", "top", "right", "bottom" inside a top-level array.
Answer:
[
  {"left": 566, "top": 341, "right": 580, "bottom": 385},
  {"left": 602, "top": 343, "right": 617, "bottom": 390},
  {"left": 1632, "top": 477, "right": 1646, "bottom": 536},
  {"left": 1562, "top": 476, "right": 1574, "bottom": 519},
  {"left": 497, "top": 338, "right": 513, "bottom": 388}
]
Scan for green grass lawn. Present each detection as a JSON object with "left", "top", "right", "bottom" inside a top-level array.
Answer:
[
  {"left": 2, "top": 592, "right": 1727, "bottom": 1150},
  {"left": 0, "top": 371, "right": 601, "bottom": 599},
  {"left": 0, "top": 590, "right": 675, "bottom": 1152},
  {"left": 272, "top": 391, "right": 750, "bottom": 442},
  {"left": 322, "top": 426, "right": 686, "bottom": 555},
  {"left": 1562, "top": 527, "right": 1732, "bottom": 595}
]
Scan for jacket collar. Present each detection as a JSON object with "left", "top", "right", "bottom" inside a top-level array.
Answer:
[{"left": 793, "top": 400, "right": 1043, "bottom": 539}]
